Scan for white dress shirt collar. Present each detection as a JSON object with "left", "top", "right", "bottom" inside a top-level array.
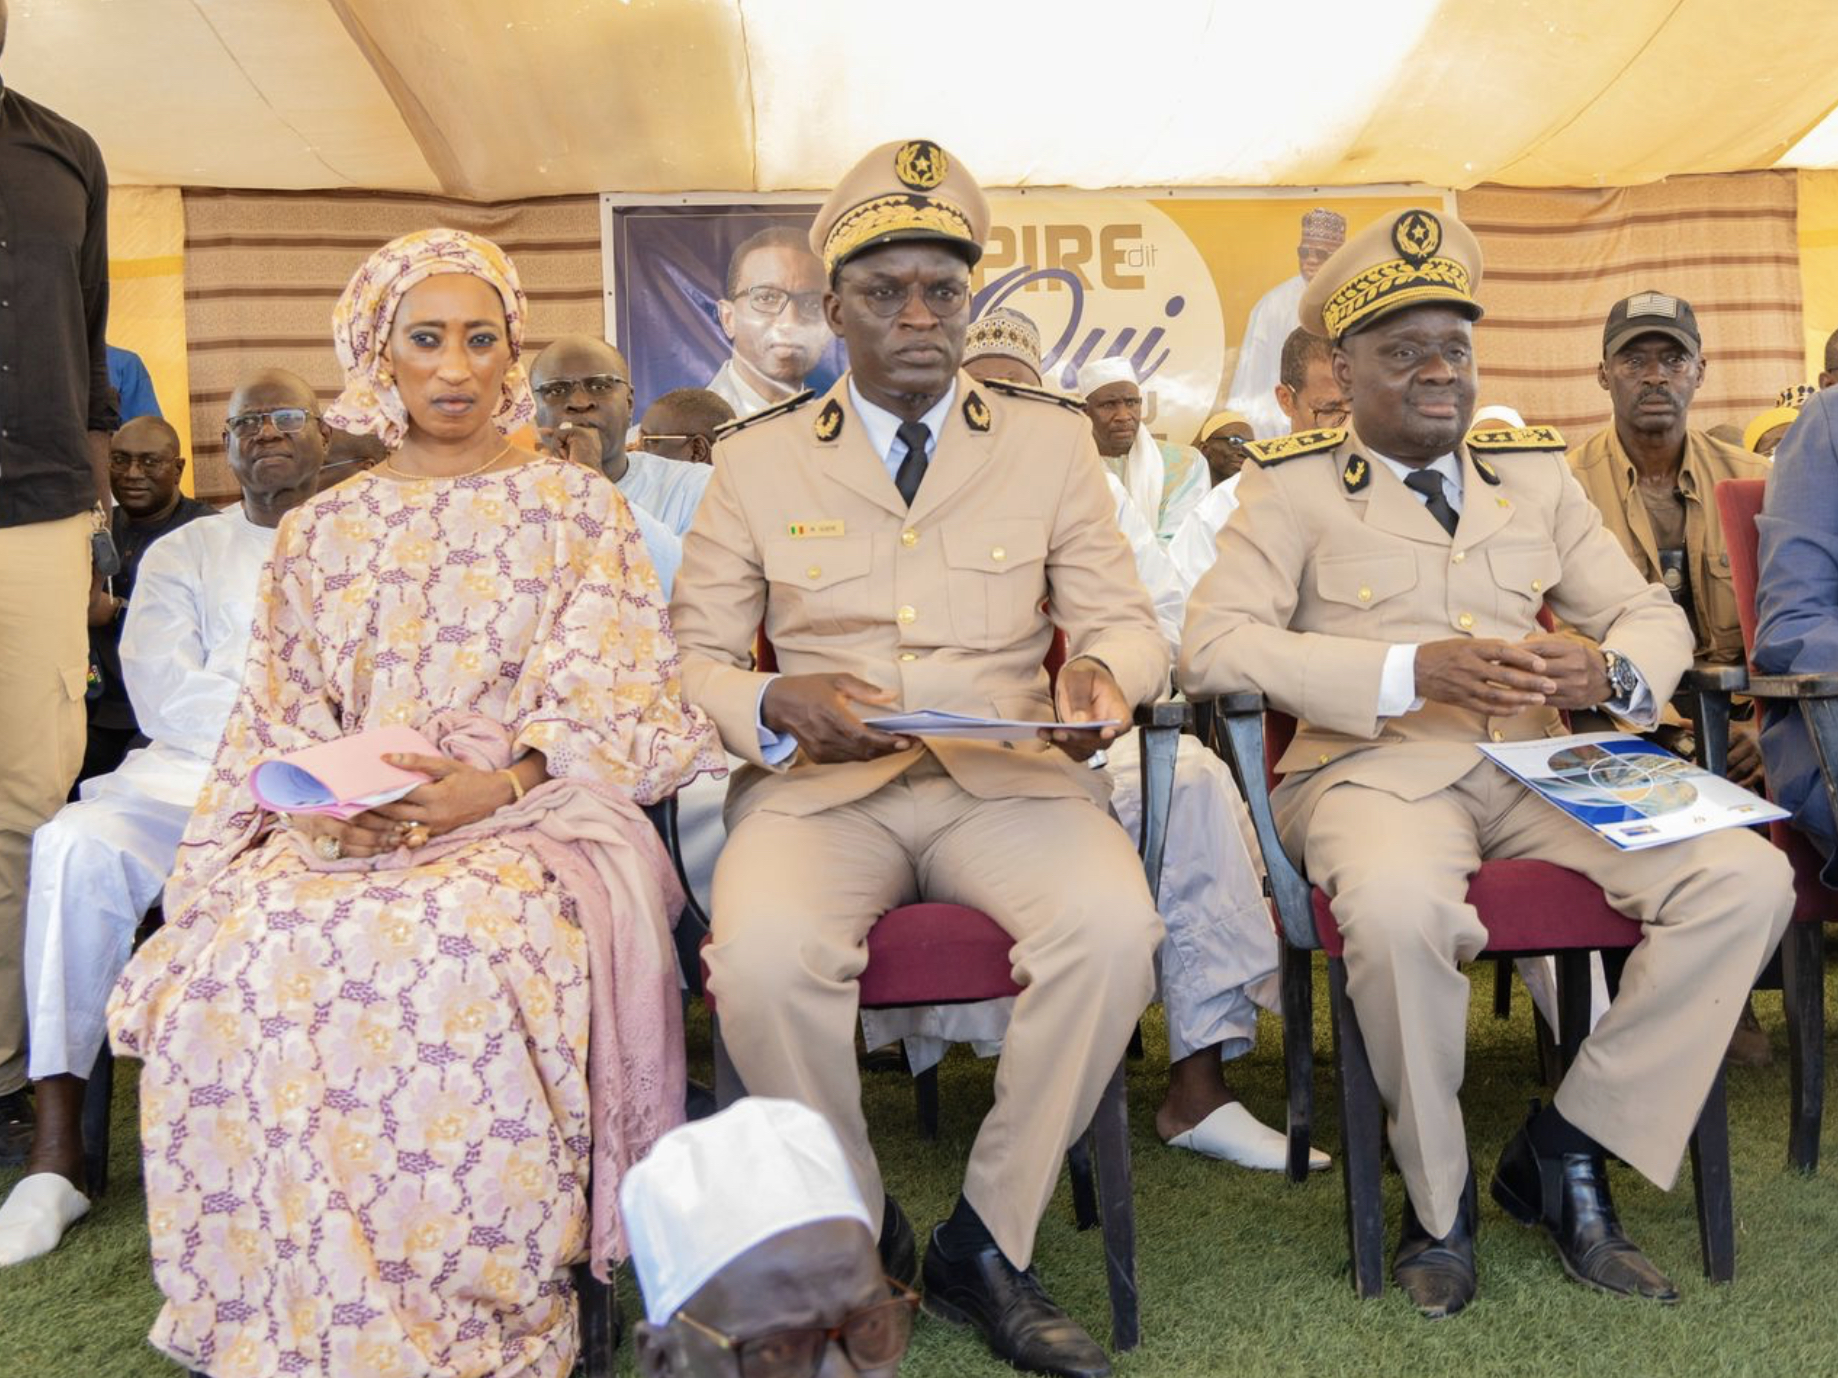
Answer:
[{"left": 848, "top": 377, "right": 956, "bottom": 475}]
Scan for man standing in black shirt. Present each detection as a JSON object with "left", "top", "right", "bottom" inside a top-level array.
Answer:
[
  {"left": 82, "top": 417, "right": 214, "bottom": 784},
  {"left": 0, "top": 0, "right": 118, "bottom": 1160}
]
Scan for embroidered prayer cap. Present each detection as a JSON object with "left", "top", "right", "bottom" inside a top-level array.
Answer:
[
  {"left": 1777, "top": 382, "right": 1818, "bottom": 410},
  {"left": 1299, "top": 208, "right": 1348, "bottom": 248},
  {"left": 1300, "top": 208, "right": 1484, "bottom": 342},
  {"left": 964, "top": 307, "right": 1044, "bottom": 375},
  {"left": 323, "top": 227, "right": 536, "bottom": 450},
  {"left": 620, "top": 1097, "right": 875, "bottom": 1326},
  {"left": 1076, "top": 356, "right": 1141, "bottom": 398},
  {"left": 1602, "top": 290, "right": 1701, "bottom": 358},
  {"left": 1198, "top": 409, "right": 1251, "bottom": 442},
  {"left": 810, "top": 138, "right": 991, "bottom": 278}
]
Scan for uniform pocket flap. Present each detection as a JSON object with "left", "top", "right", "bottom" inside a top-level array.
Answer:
[
  {"left": 1486, "top": 544, "right": 1561, "bottom": 596},
  {"left": 763, "top": 536, "right": 874, "bottom": 591},
  {"left": 942, "top": 521, "right": 1048, "bottom": 575},
  {"left": 1315, "top": 551, "right": 1417, "bottom": 609}
]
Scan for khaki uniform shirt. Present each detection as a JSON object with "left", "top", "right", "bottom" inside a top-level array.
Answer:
[
  {"left": 1179, "top": 428, "right": 1693, "bottom": 812},
  {"left": 671, "top": 372, "right": 1170, "bottom": 829},
  {"left": 1567, "top": 425, "right": 1770, "bottom": 666}
]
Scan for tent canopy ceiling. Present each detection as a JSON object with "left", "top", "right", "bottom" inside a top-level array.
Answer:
[{"left": 9, "top": 0, "right": 1838, "bottom": 198}]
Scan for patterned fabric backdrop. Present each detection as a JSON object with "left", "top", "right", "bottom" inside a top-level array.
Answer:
[
  {"left": 1458, "top": 172, "right": 1805, "bottom": 442},
  {"left": 181, "top": 189, "right": 603, "bottom": 500}
]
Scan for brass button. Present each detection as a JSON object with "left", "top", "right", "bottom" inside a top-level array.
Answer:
[
  {"left": 1451, "top": 550, "right": 1466, "bottom": 565},
  {"left": 1357, "top": 586, "right": 1373, "bottom": 602},
  {"left": 1318, "top": 753, "right": 1330, "bottom": 765},
  {"left": 897, "top": 605, "right": 917, "bottom": 624},
  {"left": 901, "top": 528, "right": 919, "bottom": 548},
  {"left": 991, "top": 546, "right": 1007, "bottom": 562},
  {"left": 805, "top": 566, "right": 822, "bottom": 580},
  {"left": 899, "top": 652, "right": 918, "bottom": 662},
  {"left": 1458, "top": 612, "right": 1475, "bottom": 630},
  {"left": 1530, "top": 579, "right": 1542, "bottom": 592},
  {"left": 1491, "top": 729, "right": 1505, "bottom": 742}
]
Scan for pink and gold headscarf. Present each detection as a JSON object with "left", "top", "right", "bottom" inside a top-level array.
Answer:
[{"left": 323, "top": 227, "right": 536, "bottom": 449}]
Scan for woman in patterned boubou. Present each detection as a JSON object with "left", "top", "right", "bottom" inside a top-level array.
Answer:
[{"left": 108, "top": 228, "right": 724, "bottom": 1378}]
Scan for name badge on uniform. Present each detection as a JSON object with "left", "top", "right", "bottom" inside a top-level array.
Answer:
[{"left": 787, "top": 520, "right": 846, "bottom": 539}]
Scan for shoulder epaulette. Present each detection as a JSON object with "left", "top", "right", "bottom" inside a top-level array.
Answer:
[
  {"left": 1465, "top": 424, "right": 1566, "bottom": 453},
  {"left": 981, "top": 378, "right": 1087, "bottom": 414},
  {"left": 1246, "top": 427, "right": 1345, "bottom": 466},
  {"left": 712, "top": 389, "right": 815, "bottom": 440}
]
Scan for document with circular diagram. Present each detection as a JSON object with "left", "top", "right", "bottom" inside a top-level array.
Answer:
[{"left": 1479, "top": 731, "right": 1788, "bottom": 850}]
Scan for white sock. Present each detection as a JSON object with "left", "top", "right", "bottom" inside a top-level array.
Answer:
[{"left": 0, "top": 1172, "right": 90, "bottom": 1266}]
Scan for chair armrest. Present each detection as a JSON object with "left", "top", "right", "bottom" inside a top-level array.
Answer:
[
  {"left": 1679, "top": 663, "right": 1749, "bottom": 694},
  {"left": 644, "top": 795, "right": 712, "bottom": 994},
  {"left": 1133, "top": 701, "right": 1193, "bottom": 731},
  {"left": 1189, "top": 696, "right": 1321, "bottom": 951},
  {"left": 1213, "top": 690, "right": 1268, "bottom": 716},
  {"left": 1745, "top": 672, "right": 1838, "bottom": 699}
]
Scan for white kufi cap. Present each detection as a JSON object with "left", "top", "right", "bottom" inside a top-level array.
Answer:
[
  {"left": 619, "top": 1098, "right": 875, "bottom": 1325},
  {"left": 1075, "top": 356, "right": 1140, "bottom": 398}
]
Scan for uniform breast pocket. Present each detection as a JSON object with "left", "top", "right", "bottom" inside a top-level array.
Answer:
[
  {"left": 1487, "top": 544, "right": 1561, "bottom": 623},
  {"left": 763, "top": 537, "right": 877, "bottom": 637},
  {"left": 942, "top": 521, "right": 1049, "bottom": 649},
  {"left": 1314, "top": 551, "right": 1418, "bottom": 632}
]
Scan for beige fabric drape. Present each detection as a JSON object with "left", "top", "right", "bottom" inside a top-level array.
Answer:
[
  {"left": 181, "top": 189, "right": 603, "bottom": 500},
  {"left": 1458, "top": 173, "right": 1805, "bottom": 439}
]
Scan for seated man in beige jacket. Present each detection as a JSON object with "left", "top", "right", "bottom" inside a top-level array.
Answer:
[
  {"left": 1181, "top": 208, "right": 1793, "bottom": 1320},
  {"left": 670, "top": 139, "right": 1168, "bottom": 1378}
]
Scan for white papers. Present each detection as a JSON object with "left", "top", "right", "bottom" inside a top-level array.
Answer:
[
  {"left": 863, "top": 709, "right": 1123, "bottom": 742},
  {"left": 1479, "top": 731, "right": 1787, "bottom": 850},
  {"left": 248, "top": 765, "right": 421, "bottom": 817}
]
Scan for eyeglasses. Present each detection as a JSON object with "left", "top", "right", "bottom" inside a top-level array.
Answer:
[
  {"left": 1609, "top": 351, "right": 1696, "bottom": 379},
  {"left": 1312, "top": 403, "right": 1351, "bottom": 427},
  {"left": 847, "top": 279, "right": 970, "bottom": 320},
  {"left": 641, "top": 433, "right": 694, "bottom": 446},
  {"left": 674, "top": 1278, "right": 919, "bottom": 1378},
  {"left": 1208, "top": 433, "right": 1251, "bottom": 449},
  {"left": 736, "top": 286, "right": 826, "bottom": 321},
  {"left": 108, "top": 452, "right": 179, "bottom": 476},
  {"left": 226, "top": 408, "right": 316, "bottom": 440},
  {"left": 533, "top": 374, "right": 629, "bottom": 404}
]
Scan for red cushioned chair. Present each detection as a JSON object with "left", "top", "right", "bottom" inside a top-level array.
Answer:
[
  {"left": 682, "top": 628, "right": 1185, "bottom": 1352},
  {"left": 1702, "top": 476, "right": 1834, "bottom": 1171},
  {"left": 1204, "top": 695, "right": 1736, "bottom": 1297}
]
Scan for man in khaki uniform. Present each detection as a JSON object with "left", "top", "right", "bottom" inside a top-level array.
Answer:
[
  {"left": 671, "top": 139, "right": 1167, "bottom": 1378},
  {"left": 1180, "top": 208, "right": 1794, "bottom": 1319}
]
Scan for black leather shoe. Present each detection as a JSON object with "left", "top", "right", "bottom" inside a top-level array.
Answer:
[
  {"left": 1393, "top": 1171, "right": 1478, "bottom": 1319},
  {"left": 922, "top": 1226, "right": 1111, "bottom": 1378},
  {"left": 1491, "top": 1117, "right": 1679, "bottom": 1302},
  {"left": 0, "top": 1088, "right": 32, "bottom": 1167},
  {"left": 879, "top": 1195, "right": 918, "bottom": 1289}
]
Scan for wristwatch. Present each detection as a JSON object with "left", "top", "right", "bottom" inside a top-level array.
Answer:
[{"left": 1601, "top": 648, "right": 1640, "bottom": 703}]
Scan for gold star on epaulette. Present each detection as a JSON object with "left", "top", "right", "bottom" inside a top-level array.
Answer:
[
  {"left": 1246, "top": 427, "right": 1346, "bottom": 467},
  {"left": 711, "top": 388, "right": 815, "bottom": 442},
  {"left": 1464, "top": 424, "right": 1566, "bottom": 454},
  {"left": 812, "top": 398, "right": 845, "bottom": 443},
  {"left": 963, "top": 392, "right": 991, "bottom": 433}
]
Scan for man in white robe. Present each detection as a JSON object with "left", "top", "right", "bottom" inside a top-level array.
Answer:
[
  {"left": 0, "top": 368, "right": 327, "bottom": 1264},
  {"left": 1224, "top": 208, "right": 1346, "bottom": 441},
  {"left": 1077, "top": 357, "right": 1208, "bottom": 545}
]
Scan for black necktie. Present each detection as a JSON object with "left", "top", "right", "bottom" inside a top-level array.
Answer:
[
  {"left": 894, "top": 420, "right": 931, "bottom": 507},
  {"left": 1403, "top": 467, "right": 1459, "bottom": 537}
]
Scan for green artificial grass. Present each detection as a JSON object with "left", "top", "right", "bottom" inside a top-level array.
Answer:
[{"left": 3, "top": 963, "right": 1836, "bottom": 1377}]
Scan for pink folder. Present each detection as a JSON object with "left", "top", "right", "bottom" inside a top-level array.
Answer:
[{"left": 249, "top": 725, "right": 440, "bottom": 820}]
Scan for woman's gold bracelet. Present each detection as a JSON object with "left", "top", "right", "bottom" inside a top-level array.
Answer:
[{"left": 499, "top": 768, "right": 526, "bottom": 803}]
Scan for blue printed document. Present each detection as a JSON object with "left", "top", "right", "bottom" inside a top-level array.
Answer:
[{"left": 1479, "top": 731, "right": 1787, "bottom": 850}]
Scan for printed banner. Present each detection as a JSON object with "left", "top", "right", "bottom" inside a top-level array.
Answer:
[{"left": 606, "top": 189, "right": 1441, "bottom": 441}]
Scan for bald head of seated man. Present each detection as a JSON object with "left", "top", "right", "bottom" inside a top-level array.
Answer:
[{"left": 638, "top": 388, "right": 736, "bottom": 466}]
